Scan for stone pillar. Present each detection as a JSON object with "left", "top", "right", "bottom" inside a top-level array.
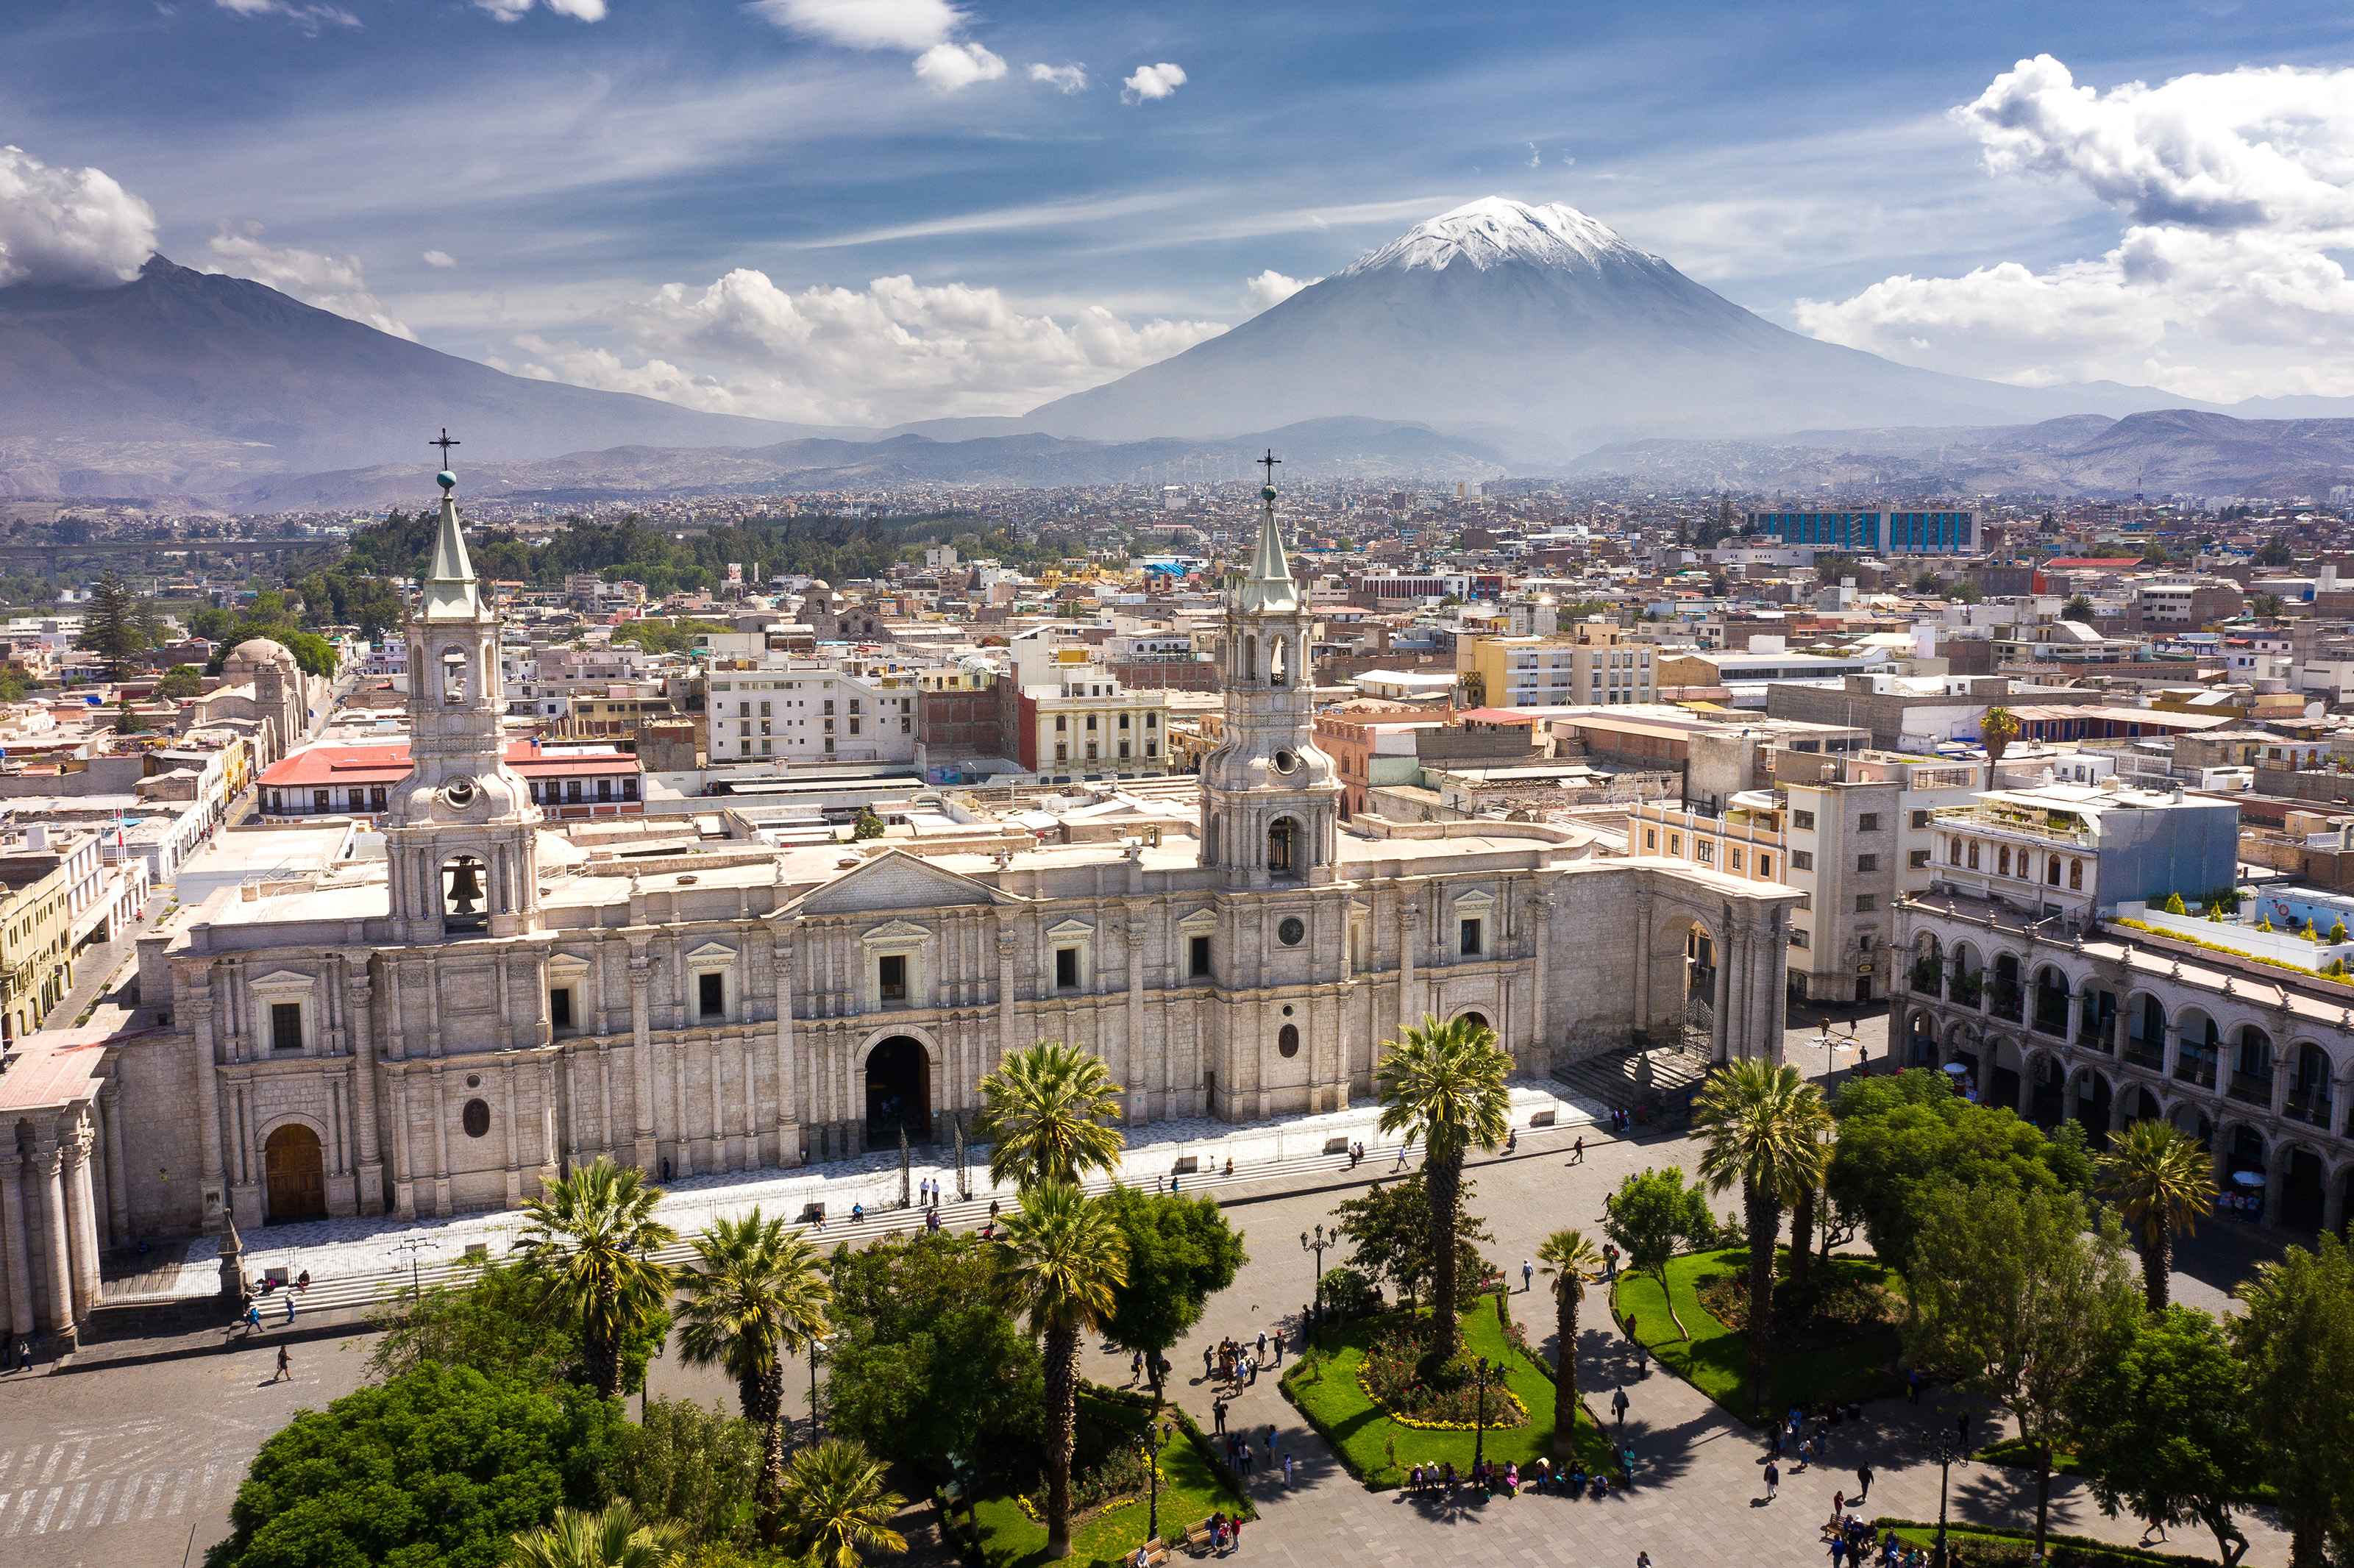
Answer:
[
  {"left": 63, "top": 1120, "right": 99, "bottom": 1322},
  {"left": 1, "top": 1153, "right": 35, "bottom": 1338},
  {"left": 772, "top": 933, "right": 800, "bottom": 1167},
  {"left": 35, "top": 1140, "right": 72, "bottom": 1339},
  {"left": 391, "top": 1072, "right": 417, "bottom": 1221},
  {"left": 1529, "top": 893, "right": 1552, "bottom": 1072},
  {"left": 2161, "top": 1022, "right": 2183, "bottom": 1083},
  {"left": 629, "top": 953, "right": 656, "bottom": 1171},
  {"left": 501, "top": 1057, "right": 522, "bottom": 1209},
  {"left": 189, "top": 990, "right": 227, "bottom": 1233},
  {"left": 430, "top": 1064, "right": 452, "bottom": 1218},
  {"left": 346, "top": 965, "right": 385, "bottom": 1215},
  {"left": 1398, "top": 900, "right": 1420, "bottom": 1034},
  {"left": 100, "top": 1084, "right": 129, "bottom": 1247},
  {"left": 1124, "top": 929, "right": 1147, "bottom": 1124},
  {"left": 1708, "top": 921, "right": 1732, "bottom": 1063},
  {"left": 995, "top": 928, "right": 1018, "bottom": 1067}
]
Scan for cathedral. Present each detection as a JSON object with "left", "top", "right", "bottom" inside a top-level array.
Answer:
[{"left": 96, "top": 468, "right": 1795, "bottom": 1239}]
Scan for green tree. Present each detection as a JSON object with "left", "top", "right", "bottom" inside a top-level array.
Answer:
[
  {"left": 1535, "top": 1227, "right": 1602, "bottom": 1457},
  {"left": 977, "top": 1041, "right": 1126, "bottom": 1193},
  {"left": 775, "top": 1439, "right": 907, "bottom": 1568},
  {"left": 518, "top": 1156, "right": 679, "bottom": 1400},
  {"left": 1373, "top": 1013, "right": 1514, "bottom": 1362},
  {"left": 1780, "top": 1088, "right": 1836, "bottom": 1298},
  {"left": 850, "top": 805, "right": 886, "bottom": 841},
  {"left": 155, "top": 663, "right": 203, "bottom": 699},
  {"left": 2254, "top": 535, "right": 2294, "bottom": 568},
  {"left": 2063, "top": 594, "right": 2096, "bottom": 622},
  {"left": 2251, "top": 592, "right": 2287, "bottom": 619},
  {"left": 1600, "top": 1166, "right": 1718, "bottom": 1341},
  {"left": 189, "top": 605, "right": 238, "bottom": 641},
  {"left": 677, "top": 1211, "right": 831, "bottom": 1543},
  {"left": 2095, "top": 1119, "right": 2216, "bottom": 1312},
  {"left": 1904, "top": 1186, "right": 2142, "bottom": 1558},
  {"left": 1827, "top": 1068, "right": 2087, "bottom": 1269},
  {"left": 614, "top": 619, "right": 736, "bottom": 656},
  {"left": 1693, "top": 1060, "right": 1825, "bottom": 1405},
  {"left": 115, "top": 694, "right": 146, "bottom": 734},
  {"left": 76, "top": 571, "right": 150, "bottom": 674},
  {"left": 2069, "top": 1307, "right": 2259, "bottom": 1567},
  {"left": 823, "top": 1233, "right": 1042, "bottom": 1479},
  {"left": 1329, "top": 1172, "right": 1496, "bottom": 1310},
  {"left": 1980, "top": 705, "right": 2020, "bottom": 765},
  {"left": 205, "top": 1364, "right": 622, "bottom": 1568},
  {"left": 611, "top": 1397, "right": 761, "bottom": 1550},
  {"left": 1097, "top": 1186, "right": 1247, "bottom": 1401},
  {"left": 1944, "top": 580, "right": 1985, "bottom": 603},
  {"left": 368, "top": 1255, "right": 664, "bottom": 1393},
  {"left": 2230, "top": 1235, "right": 2354, "bottom": 1568},
  {"left": 994, "top": 1183, "right": 1128, "bottom": 1559},
  {"left": 508, "top": 1501, "right": 691, "bottom": 1568}
]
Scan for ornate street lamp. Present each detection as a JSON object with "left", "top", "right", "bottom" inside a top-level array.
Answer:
[
  {"left": 1301, "top": 1223, "right": 1334, "bottom": 1326},
  {"left": 1134, "top": 1419, "right": 1173, "bottom": 1545},
  {"left": 1472, "top": 1356, "right": 1491, "bottom": 1477}
]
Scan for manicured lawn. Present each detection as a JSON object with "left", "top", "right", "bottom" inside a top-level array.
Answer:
[
  {"left": 1280, "top": 1301, "right": 1615, "bottom": 1489},
  {"left": 1612, "top": 1248, "right": 1907, "bottom": 1427},
  {"left": 1880, "top": 1520, "right": 2220, "bottom": 1568},
  {"left": 968, "top": 1392, "right": 1248, "bottom": 1568}
]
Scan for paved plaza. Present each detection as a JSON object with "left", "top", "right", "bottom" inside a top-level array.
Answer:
[{"left": 0, "top": 1001, "right": 2298, "bottom": 1567}]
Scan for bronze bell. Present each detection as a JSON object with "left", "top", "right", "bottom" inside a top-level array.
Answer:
[{"left": 446, "top": 858, "right": 485, "bottom": 914}]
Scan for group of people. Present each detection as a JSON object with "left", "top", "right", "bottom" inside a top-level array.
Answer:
[
  {"left": 1218, "top": 1422, "right": 1288, "bottom": 1486},
  {"left": 1200, "top": 1510, "right": 1243, "bottom": 1556},
  {"left": 1768, "top": 1400, "right": 1865, "bottom": 1471},
  {"left": 1206, "top": 1329, "right": 1282, "bottom": 1389},
  {"left": 1406, "top": 1450, "right": 1631, "bottom": 1500},
  {"left": 1827, "top": 1521, "right": 1916, "bottom": 1568}
]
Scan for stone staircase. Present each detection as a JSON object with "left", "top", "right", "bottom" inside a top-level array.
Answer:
[{"left": 1551, "top": 1040, "right": 1714, "bottom": 1125}]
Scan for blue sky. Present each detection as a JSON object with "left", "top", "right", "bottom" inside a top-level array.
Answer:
[{"left": 5, "top": 0, "right": 2354, "bottom": 424}]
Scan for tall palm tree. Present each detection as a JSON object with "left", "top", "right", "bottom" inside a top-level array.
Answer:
[
  {"left": 1374, "top": 1013, "right": 1514, "bottom": 1361},
  {"left": 516, "top": 1156, "right": 678, "bottom": 1400},
  {"left": 978, "top": 1041, "right": 1126, "bottom": 1192},
  {"left": 775, "top": 1438, "right": 908, "bottom": 1568},
  {"left": 2096, "top": 1119, "right": 2216, "bottom": 1311},
  {"left": 1981, "top": 705, "right": 2020, "bottom": 766},
  {"left": 507, "top": 1501, "right": 689, "bottom": 1568},
  {"left": 1693, "top": 1060, "right": 1824, "bottom": 1408},
  {"left": 995, "top": 1183, "right": 1129, "bottom": 1560},
  {"left": 677, "top": 1210, "right": 832, "bottom": 1544},
  {"left": 1781, "top": 1091, "right": 1837, "bottom": 1298},
  {"left": 1535, "top": 1227, "right": 1603, "bottom": 1458}
]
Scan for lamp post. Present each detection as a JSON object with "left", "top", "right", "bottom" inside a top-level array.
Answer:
[
  {"left": 1301, "top": 1224, "right": 1333, "bottom": 1328},
  {"left": 1928, "top": 1412, "right": 1971, "bottom": 1568},
  {"left": 1136, "top": 1419, "right": 1171, "bottom": 1545},
  {"left": 808, "top": 1332, "right": 830, "bottom": 1444},
  {"left": 1472, "top": 1357, "right": 1491, "bottom": 1477}
]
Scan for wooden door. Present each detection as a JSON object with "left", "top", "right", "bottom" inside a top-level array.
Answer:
[{"left": 265, "top": 1124, "right": 326, "bottom": 1222}]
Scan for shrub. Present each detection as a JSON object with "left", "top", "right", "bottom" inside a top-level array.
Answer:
[{"left": 1318, "top": 1266, "right": 1380, "bottom": 1318}]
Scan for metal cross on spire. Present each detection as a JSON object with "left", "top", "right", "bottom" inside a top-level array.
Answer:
[
  {"left": 1258, "top": 449, "right": 1281, "bottom": 488},
  {"left": 430, "top": 428, "right": 461, "bottom": 466}
]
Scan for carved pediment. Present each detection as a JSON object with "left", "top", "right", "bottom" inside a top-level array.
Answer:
[
  {"left": 861, "top": 919, "right": 933, "bottom": 945},
  {"left": 249, "top": 970, "right": 316, "bottom": 993},
  {"left": 685, "top": 941, "right": 739, "bottom": 963},
  {"left": 790, "top": 849, "right": 1011, "bottom": 916},
  {"left": 1174, "top": 907, "right": 1219, "bottom": 935},
  {"left": 547, "top": 952, "right": 592, "bottom": 976},
  {"left": 1045, "top": 918, "right": 1097, "bottom": 941}
]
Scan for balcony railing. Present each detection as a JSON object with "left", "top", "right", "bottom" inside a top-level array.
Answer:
[
  {"left": 2175, "top": 1059, "right": 2218, "bottom": 1090},
  {"left": 2121, "top": 1042, "right": 2163, "bottom": 1071},
  {"left": 2033, "top": 991, "right": 2072, "bottom": 1035},
  {"left": 2227, "top": 1071, "right": 2273, "bottom": 1105},
  {"left": 1990, "top": 978, "right": 2024, "bottom": 1022},
  {"left": 1910, "top": 958, "right": 1942, "bottom": 997},
  {"left": 2282, "top": 1090, "right": 2334, "bottom": 1128},
  {"left": 1950, "top": 971, "right": 1983, "bottom": 1008},
  {"left": 2077, "top": 1020, "right": 2116, "bottom": 1054}
]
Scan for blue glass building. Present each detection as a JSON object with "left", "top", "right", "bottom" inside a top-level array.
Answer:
[{"left": 1743, "top": 510, "right": 1976, "bottom": 554}]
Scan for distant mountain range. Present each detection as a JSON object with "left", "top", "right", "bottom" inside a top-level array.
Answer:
[
  {"left": 1569, "top": 409, "right": 2354, "bottom": 497},
  {"left": 3, "top": 200, "right": 2352, "bottom": 503}
]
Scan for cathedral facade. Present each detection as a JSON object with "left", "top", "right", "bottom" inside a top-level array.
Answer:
[{"left": 105, "top": 473, "right": 1796, "bottom": 1239}]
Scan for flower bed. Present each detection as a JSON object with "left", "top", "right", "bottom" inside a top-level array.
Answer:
[{"left": 1356, "top": 1322, "right": 1529, "bottom": 1431}]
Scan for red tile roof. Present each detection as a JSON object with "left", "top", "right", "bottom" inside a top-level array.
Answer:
[{"left": 260, "top": 741, "right": 640, "bottom": 787}]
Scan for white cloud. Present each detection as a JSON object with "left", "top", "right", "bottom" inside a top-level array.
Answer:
[
  {"left": 476, "top": 0, "right": 608, "bottom": 18},
  {"left": 750, "top": 0, "right": 964, "bottom": 51},
  {"left": 511, "top": 267, "right": 1226, "bottom": 425},
  {"left": 213, "top": 0, "right": 359, "bottom": 32},
  {"left": 1120, "top": 63, "right": 1185, "bottom": 104},
  {"left": 914, "top": 41, "right": 1005, "bottom": 92},
  {"left": 0, "top": 146, "right": 159, "bottom": 289},
  {"left": 1242, "top": 268, "right": 1317, "bottom": 313},
  {"left": 1796, "top": 56, "right": 2354, "bottom": 399},
  {"left": 205, "top": 224, "right": 415, "bottom": 340},
  {"left": 1526, "top": 143, "right": 1540, "bottom": 169},
  {"left": 1028, "top": 61, "right": 1087, "bottom": 94},
  {"left": 422, "top": 249, "right": 458, "bottom": 268}
]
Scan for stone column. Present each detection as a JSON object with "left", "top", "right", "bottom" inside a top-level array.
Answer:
[
  {"left": 2161, "top": 1022, "right": 2183, "bottom": 1083},
  {"left": 391, "top": 1072, "right": 417, "bottom": 1221},
  {"left": 772, "top": 933, "right": 800, "bottom": 1167},
  {"left": 100, "top": 1084, "right": 129, "bottom": 1247},
  {"left": 1398, "top": 900, "right": 1420, "bottom": 1034},
  {"left": 346, "top": 965, "right": 385, "bottom": 1215},
  {"left": 189, "top": 989, "right": 227, "bottom": 1232},
  {"left": 995, "top": 927, "right": 1018, "bottom": 1067},
  {"left": 1124, "top": 928, "right": 1148, "bottom": 1125},
  {"left": 1529, "top": 893, "right": 1552, "bottom": 1072},
  {"left": 629, "top": 952, "right": 656, "bottom": 1171},
  {"left": 430, "top": 1064, "right": 452, "bottom": 1217},
  {"left": 35, "top": 1139, "right": 72, "bottom": 1339},
  {"left": 1, "top": 1154, "right": 35, "bottom": 1338},
  {"left": 63, "top": 1119, "right": 99, "bottom": 1322},
  {"left": 1708, "top": 919, "right": 1732, "bottom": 1063},
  {"left": 501, "top": 1057, "right": 522, "bottom": 1208}
]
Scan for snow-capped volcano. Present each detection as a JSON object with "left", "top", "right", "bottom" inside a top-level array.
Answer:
[
  {"left": 1025, "top": 196, "right": 2199, "bottom": 452},
  {"left": 1340, "top": 197, "right": 1643, "bottom": 277}
]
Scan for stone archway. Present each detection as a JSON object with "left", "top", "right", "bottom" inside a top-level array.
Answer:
[
  {"left": 864, "top": 1036, "right": 931, "bottom": 1143},
  {"left": 442, "top": 853, "right": 490, "bottom": 935},
  {"left": 1456, "top": 1009, "right": 1493, "bottom": 1038},
  {"left": 2072, "top": 1068, "right": 2114, "bottom": 1147},
  {"left": 265, "top": 1122, "right": 326, "bottom": 1222}
]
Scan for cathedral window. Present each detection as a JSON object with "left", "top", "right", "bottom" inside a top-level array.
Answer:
[
  {"left": 1278, "top": 1024, "right": 1300, "bottom": 1058},
  {"left": 1459, "top": 919, "right": 1483, "bottom": 957},
  {"left": 270, "top": 1003, "right": 303, "bottom": 1052},
  {"left": 1086, "top": 716, "right": 1098, "bottom": 730},
  {"left": 1056, "top": 948, "right": 1080, "bottom": 990},
  {"left": 1056, "top": 716, "right": 1067, "bottom": 731},
  {"left": 698, "top": 972, "right": 725, "bottom": 1018},
  {"left": 462, "top": 1099, "right": 491, "bottom": 1138},
  {"left": 1190, "top": 935, "right": 1212, "bottom": 979},
  {"left": 1267, "top": 818, "right": 1297, "bottom": 877},
  {"left": 549, "top": 988, "right": 574, "bottom": 1030},
  {"left": 878, "top": 954, "right": 906, "bottom": 1001}
]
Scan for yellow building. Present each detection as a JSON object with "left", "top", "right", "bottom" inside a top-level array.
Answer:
[
  {"left": 1467, "top": 627, "right": 1656, "bottom": 710},
  {"left": 0, "top": 844, "right": 80, "bottom": 1045}
]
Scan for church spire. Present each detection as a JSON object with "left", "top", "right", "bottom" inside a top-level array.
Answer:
[
  {"left": 1235, "top": 453, "right": 1299, "bottom": 615},
  {"left": 421, "top": 466, "right": 488, "bottom": 622}
]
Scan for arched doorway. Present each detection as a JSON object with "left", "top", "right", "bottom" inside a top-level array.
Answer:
[
  {"left": 2282, "top": 1148, "right": 2326, "bottom": 1233},
  {"left": 1457, "top": 1011, "right": 1492, "bottom": 1038},
  {"left": 865, "top": 1036, "right": 931, "bottom": 1143},
  {"left": 2073, "top": 1071, "right": 2113, "bottom": 1147},
  {"left": 265, "top": 1124, "right": 326, "bottom": 1222},
  {"left": 443, "top": 854, "right": 489, "bottom": 935},
  {"left": 2027, "top": 1055, "right": 2063, "bottom": 1128},
  {"left": 1267, "top": 818, "right": 1298, "bottom": 878}
]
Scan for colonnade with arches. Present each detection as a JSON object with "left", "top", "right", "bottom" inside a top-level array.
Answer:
[{"left": 1893, "top": 920, "right": 2354, "bottom": 1237}]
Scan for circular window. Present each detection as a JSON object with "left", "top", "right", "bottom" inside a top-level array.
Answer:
[
  {"left": 1273, "top": 750, "right": 1297, "bottom": 774},
  {"left": 1281, "top": 1005, "right": 1294, "bottom": 1017},
  {"left": 466, "top": 1074, "right": 481, "bottom": 1089},
  {"left": 461, "top": 1099, "right": 491, "bottom": 1138},
  {"left": 442, "top": 775, "right": 477, "bottom": 808},
  {"left": 1277, "top": 916, "right": 1305, "bottom": 947},
  {"left": 1278, "top": 1024, "right": 1300, "bottom": 1058}
]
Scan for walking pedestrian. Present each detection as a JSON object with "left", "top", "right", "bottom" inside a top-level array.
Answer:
[
  {"left": 1612, "top": 1386, "right": 1630, "bottom": 1427},
  {"left": 1256, "top": 1330, "right": 1267, "bottom": 1360},
  {"left": 1765, "top": 1461, "right": 1779, "bottom": 1501},
  {"left": 1857, "top": 1464, "right": 1873, "bottom": 1501},
  {"left": 1623, "top": 1311, "right": 1638, "bottom": 1343},
  {"left": 1831, "top": 1533, "right": 1848, "bottom": 1568},
  {"left": 1272, "top": 1330, "right": 1284, "bottom": 1365},
  {"left": 1833, "top": 1489, "right": 1846, "bottom": 1521},
  {"left": 283, "top": 1294, "right": 296, "bottom": 1325},
  {"left": 243, "top": 1302, "right": 262, "bottom": 1334},
  {"left": 15, "top": 1339, "right": 30, "bottom": 1372},
  {"left": 1638, "top": 1555, "right": 1651, "bottom": 1568},
  {"left": 274, "top": 1343, "right": 291, "bottom": 1383},
  {"left": 1907, "top": 1368, "right": 1923, "bottom": 1405},
  {"left": 1282, "top": 1453, "right": 1293, "bottom": 1489},
  {"left": 1247, "top": 1356, "right": 1259, "bottom": 1387},
  {"left": 1572, "top": 1135, "right": 1585, "bottom": 1163},
  {"left": 1522, "top": 1259, "right": 1535, "bottom": 1292},
  {"left": 1205, "top": 1346, "right": 1215, "bottom": 1380}
]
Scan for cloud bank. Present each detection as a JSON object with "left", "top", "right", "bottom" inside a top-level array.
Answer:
[
  {"left": 205, "top": 224, "right": 414, "bottom": 339},
  {"left": 213, "top": 0, "right": 360, "bottom": 32},
  {"left": 1797, "top": 55, "right": 2354, "bottom": 398},
  {"left": 0, "top": 146, "right": 160, "bottom": 289},
  {"left": 1121, "top": 63, "right": 1185, "bottom": 104},
  {"left": 502, "top": 268, "right": 1226, "bottom": 424},
  {"left": 1242, "top": 268, "right": 1316, "bottom": 312},
  {"left": 1028, "top": 62, "right": 1086, "bottom": 93},
  {"left": 474, "top": 0, "right": 609, "bottom": 20},
  {"left": 753, "top": 0, "right": 1003, "bottom": 90}
]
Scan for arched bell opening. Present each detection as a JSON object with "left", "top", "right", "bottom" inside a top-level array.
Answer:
[{"left": 443, "top": 854, "right": 490, "bottom": 935}]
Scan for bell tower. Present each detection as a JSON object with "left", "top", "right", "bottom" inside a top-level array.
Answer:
[
  {"left": 382, "top": 460, "right": 541, "bottom": 942},
  {"left": 1198, "top": 455, "right": 1340, "bottom": 888}
]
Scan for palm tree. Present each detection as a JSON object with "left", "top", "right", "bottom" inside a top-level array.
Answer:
[
  {"left": 516, "top": 1155, "right": 678, "bottom": 1400},
  {"left": 995, "top": 1183, "right": 1129, "bottom": 1559},
  {"left": 507, "top": 1501, "right": 689, "bottom": 1568},
  {"left": 1693, "top": 1060, "right": 1824, "bottom": 1408},
  {"left": 1535, "top": 1227, "right": 1602, "bottom": 1458},
  {"left": 1780, "top": 1091, "right": 1837, "bottom": 1298},
  {"left": 978, "top": 1041, "right": 1126, "bottom": 1192},
  {"left": 775, "top": 1438, "right": 908, "bottom": 1568},
  {"left": 1374, "top": 1013, "right": 1514, "bottom": 1362},
  {"left": 1981, "top": 705, "right": 2020, "bottom": 765},
  {"left": 2096, "top": 1119, "right": 2216, "bottom": 1311},
  {"left": 678, "top": 1210, "right": 832, "bottom": 1544}
]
